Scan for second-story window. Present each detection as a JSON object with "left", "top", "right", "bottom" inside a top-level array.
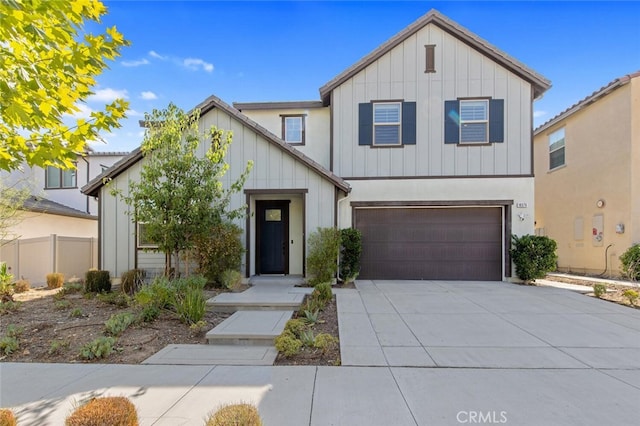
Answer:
[
  {"left": 549, "top": 128, "right": 565, "bottom": 170},
  {"left": 459, "top": 100, "right": 489, "bottom": 143},
  {"left": 45, "top": 165, "right": 77, "bottom": 189},
  {"left": 281, "top": 115, "right": 305, "bottom": 145},
  {"left": 373, "top": 102, "right": 402, "bottom": 145}
]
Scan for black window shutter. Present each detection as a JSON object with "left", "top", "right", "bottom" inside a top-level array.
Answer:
[
  {"left": 358, "top": 103, "right": 373, "bottom": 146},
  {"left": 402, "top": 102, "right": 416, "bottom": 145},
  {"left": 489, "top": 99, "right": 504, "bottom": 143},
  {"left": 444, "top": 100, "right": 459, "bottom": 144}
]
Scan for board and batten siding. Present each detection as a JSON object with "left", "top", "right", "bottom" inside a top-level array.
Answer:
[
  {"left": 332, "top": 23, "right": 533, "bottom": 178},
  {"left": 99, "top": 107, "right": 336, "bottom": 278}
]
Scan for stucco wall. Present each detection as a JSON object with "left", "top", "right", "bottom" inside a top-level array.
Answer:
[
  {"left": 12, "top": 211, "right": 97, "bottom": 239},
  {"left": 534, "top": 83, "right": 634, "bottom": 275}
]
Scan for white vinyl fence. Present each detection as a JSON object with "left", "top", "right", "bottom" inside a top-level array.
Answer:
[{"left": 0, "top": 235, "right": 98, "bottom": 285}]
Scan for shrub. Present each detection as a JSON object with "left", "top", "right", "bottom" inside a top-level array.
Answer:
[
  {"left": 0, "top": 301, "right": 21, "bottom": 315},
  {"left": 105, "top": 312, "right": 136, "bottom": 336},
  {"left": 79, "top": 337, "right": 115, "bottom": 360},
  {"left": 312, "top": 282, "right": 332, "bottom": 305},
  {"left": 510, "top": 235, "right": 558, "bottom": 283},
  {"left": 85, "top": 270, "right": 112, "bottom": 293},
  {"left": 284, "top": 319, "right": 307, "bottom": 338},
  {"left": 0, "top": 262, "right": 14, "bottom": 302},
  {"left": 174, "top": 287, "right": 206, "bottom": 325},
  {"left": 69, "top": 308, "right": 84, "bottom": 318},
  {"left": 593, "top": 283, "right": 607, "bottom": 298},
  {"left": 135, "top": 277, "right": 175, "bottom": 310},
  {"left": 172, "top": 275, "right": 207, "bottom": 292},
  {"left": 314, "top": 333, "right": 339, "bottom": 354},
  {"left": 193, "top": 222, "right": 244, "bottom": 286},
  {"left": 302, "top": 309, "right": 319, "bottom": 325},
  {"left": 298, "top": 297, "right": 324, "bottom": 316},
  {"left": 620, "top": 244, "right": 640, "bottom": 281},
  {"left": 0, "top": 408, "right": 16, "bottom": 426},
  {"left": 64, "top": 282, "right": 84, "bottom": 294},
  {"left": 221, "top": 269, "right": 243, "bottom": 291},
  {"left": 5, "top": 324, "right": 23, "bottom": 339},
  {"left": 13, "top": 279, "right": 30, "bottom": 293},
  {"left": 0, "top": 336, "right": 19, "bottom": 355},
  {"left": 205, "top": 403, "right": 262, "bottom": 426},
  {"left": 65, "top": 396, "right": 138, "bottom": 426},
  {"left": 623, "top": 289, "right": 639, "bottom": 306},
  {"left": 306, "top": 227, "right": 341, "bottom": 286},
  {"left": 274, "top": 332, "right": 302, "bottom": 357},
  {"left": 137, "top": 304, "right": 160, "bottom": 323},
  {"left": 121, "top": 269, "right": 146, "bottom": 295},
  {"left": 97, "top": 291, "right": 130, "bottom": 308},
  {"left": 46, "top": 272, "right": 64, "bottom": 289},
  {"left": 48, "top": 339, "right": 70, "bottom": 355},
  {"left": 300, "top": 330, "right": 315, "bottom": 347},
  {"left": 340, "top": 228, "right": 362, "bottom": 283},
  {"left": 54, "top": 300, "right": 72, "bottom": 310}
]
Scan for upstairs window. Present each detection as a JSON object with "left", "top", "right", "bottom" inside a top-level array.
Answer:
[
  {"left": 281, "top": 115, "right": 305, "bottom": 145},
  {"left": 444, "top": 99, "right": 504, "bottom": 144},
  {"left": 549, "top": 128, "right": 565, "bottom": 170},
  {"left": 460, "top": 100, "right": 488, "bottom": 143},
  {"left": 358, "top": 101, "right": 416, "bottom": 147},
  {"left": 373, "top": 102, "right": 402, "bottom": 145},
  {"left": 45, "top": 165, "right": 77, "bottom": 189}
]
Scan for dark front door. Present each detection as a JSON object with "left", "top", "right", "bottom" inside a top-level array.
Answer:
[{"left": 256, "top": 200, "right": 290, "bottom": 274}]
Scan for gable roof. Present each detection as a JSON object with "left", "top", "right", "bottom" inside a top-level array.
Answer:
[
  {"left": 319, "top": 9, "right": 551, "bottom": 104},
  {"left": 22, "top": 196, "right": 96, "bottom": 220},
  {"left": 534, "top": 71, "right": 640, "bottom": 135},
  {"left": 82, "top": 95, "right": 350, "bottom": 197}
]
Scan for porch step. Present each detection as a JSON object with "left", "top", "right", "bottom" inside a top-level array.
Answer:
[
  {"left": 207, "top": 291, "right": 305, "bottom": 312},
  {"left": 142, "top": 344, "right": 278, "bottom": 365},
  {"left": 206, "top": 310, "right": 293, "bottom": 345}
]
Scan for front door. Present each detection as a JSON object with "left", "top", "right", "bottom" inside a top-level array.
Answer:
[{"left": 256, "top": 200, "right": 290, "bottom": 274}]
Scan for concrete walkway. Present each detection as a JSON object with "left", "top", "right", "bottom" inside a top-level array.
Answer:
[{"left": 2, "top": 280, "right": 640, "bottom": 425}]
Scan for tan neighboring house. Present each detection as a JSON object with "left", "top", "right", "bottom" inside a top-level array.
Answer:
[
  {"left": 534, "top": 71, "right": 640, "bottom": 276},
  {"left": 83, "top": 10, "right": 550, "bottom": 282}
]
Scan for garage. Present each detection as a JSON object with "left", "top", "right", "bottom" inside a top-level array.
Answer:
[{"left": 354, "top": 207, "right": 503, "bottom": 281}]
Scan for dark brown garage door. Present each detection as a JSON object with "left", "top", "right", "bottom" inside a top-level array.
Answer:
[{"left": 355, "top": 207, "right": 502, "bottom": 280}]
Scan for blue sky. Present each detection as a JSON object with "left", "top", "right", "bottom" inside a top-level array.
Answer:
[{"left": 86, "top": 1, "right": 640, "bottom": 152}]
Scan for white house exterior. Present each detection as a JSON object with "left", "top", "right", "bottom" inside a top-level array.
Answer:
[{"left": 83, "top": 10, "right": 549, "bottom": 281}]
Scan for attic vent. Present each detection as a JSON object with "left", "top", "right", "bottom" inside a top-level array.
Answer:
[{"left": 425, "top": 45, "right": 436, "bottom": 73}]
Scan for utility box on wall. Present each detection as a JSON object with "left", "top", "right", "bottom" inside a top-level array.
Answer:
[{"left": 592, "top": 214, "right": 604, "bottom": 247}]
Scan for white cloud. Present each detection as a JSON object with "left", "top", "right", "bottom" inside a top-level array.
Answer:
[
  {"left": 533, "top": 110, "right": 547, "bottom": 118},
  {"left": 140, "top": 91, "right": 158, "bottom": 100},
  {"left": 149, "top": 50, "right": 167, "bottom": 60},
  {"left": 88, "top": 88, "right": 129, "bottom": 103},
  {"left": 121, "top": 58, "right": 150, "bottom": 67},
  {"left": 127, "top": 109, "right": 144, "bottom": 117},
  {"left": 65, "top": 103, "right": 94, "bottom": 119},
  {"left": 183, "top": 58, "right": 214, "bottom": 73}
]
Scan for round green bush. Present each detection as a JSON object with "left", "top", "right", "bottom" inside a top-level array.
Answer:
[
  {"left": 510, "top": 235, "right": 558, "bottom": 283},
  {"left": 206, "top": 403, "right": 262, "bottom": 426},
  {"left": 620, "top": 244, "right": 640, "bottom": 281},
  {"left": 274, "top": 332, "right": 302, "bottom": 357}
]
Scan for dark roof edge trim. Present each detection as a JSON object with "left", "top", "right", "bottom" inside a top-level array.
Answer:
[{"left": 233, "top": 101, "right": 324, "bottom": 111}]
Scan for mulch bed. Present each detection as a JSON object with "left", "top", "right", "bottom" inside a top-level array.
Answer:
[{"left": 543, "top": 275, "right": 640, "bottom": 309}]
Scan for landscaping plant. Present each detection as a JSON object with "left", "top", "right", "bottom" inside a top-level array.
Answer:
[
  {"left": 65, "top": 396, "right": 138, "bottom": 426},
  {"left": 593, "top": 283, "right": 607, "bottom": 298},
  {"left": 121, "top": 269, "right": 145, "bottom": 295},
  {"left": 193, "top": 222, "right": 245, "bottom": 286},
  {"left": 105, "top": 312, "right": 136, "bottom": 336},
  {"left": 306, "top": 227, "right": 341, "bottom": 286},
  {"left": 274, "top": 331, "right": 302, "bottom": 357},
  {"left": 0, "top": 408, "right": 16, "bottom": 426},
  {"left": 340, "top": 228, "right": 362, "bottom": 283},
  {"left": 623, "top": 289, "right": 638, "bottom": 306},
  {"left": 13, "top": 279, "right": 30, "bottom": 293},
  {"left": 510, "top": 235, "right": 558, "bottom": 283},
  {"left": 206, "top": 403, "right": 263, "bottom": 426},
  {"left": 46, "top": 272, "right": 64, "bottom": 289},
  {"left": 620, "top": 244, "right": 640, "bottom": 281},
  {"left": 174, "top": 287, "right": 206, "bottom": 325},
  {"left": 0, "top": 262, "right": 14, "bottom": 302},
  {"left": 85, "top": 270, "right": 111, "bottom": 293},
  {"left": 79, "top": 336, "right": 115, "bottom": 360},
  {"left": 220, "top": 268, "right": 243, "bottom": 291}
]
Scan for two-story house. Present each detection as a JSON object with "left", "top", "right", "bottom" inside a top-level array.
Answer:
[
  {"left": 82, "top": 10, "right": 550, "bottom": 282},
  {"left": 534, "top": 71, "right": 640, "bottom": 276}
]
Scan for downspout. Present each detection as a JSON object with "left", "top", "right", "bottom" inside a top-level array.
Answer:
[{"left": 80, "top": 155, "right": 90, "bottom": 214}]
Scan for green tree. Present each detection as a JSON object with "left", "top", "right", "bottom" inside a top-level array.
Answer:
[
  {"left": 0, "top": 0, "right": 129, "bottom": 171},
  {"left": 510, "top": 235, "right": 558, "bottom": 284},
  {"left": 0, "top": 176, "right": 31, "bottom": 245},
  {"left": 114, "top": 104, "right": 253, "bottom": 275}
]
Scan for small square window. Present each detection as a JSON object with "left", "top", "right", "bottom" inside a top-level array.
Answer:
[
  {"left": 281, "top": 115, "right": 305, "bottom": 144},
  {"left": 265, "top": 209, "right": 281, "bottom": 222},
  {"left": 373, "top": 102, "right": 402, "bottom": 145},
  {"left": 459, "top": 100, "right": 488, "bottom": 143}
]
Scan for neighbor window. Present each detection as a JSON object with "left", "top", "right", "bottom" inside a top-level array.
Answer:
[
  {"left": 137, "top": 223, "right": 158, "bottom": 248},
  {"left": 459, "top": 100, "right": 488, "bottom": 143},
  {"left": 549, "top": 128, "right": 565, "bottom": 170},
  {"left": 281, "top": 115, "right": 305, "bottom": 144},
  {"left": 45, "top": 165, "right": 77, "bottom": 189},
  {"left": 373, "top": 102, "right": 402, "bottom": 145}
]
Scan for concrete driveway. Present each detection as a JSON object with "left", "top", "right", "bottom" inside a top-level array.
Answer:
[{"left": 2, "top": 280, "right": 639, "bottom": 425}]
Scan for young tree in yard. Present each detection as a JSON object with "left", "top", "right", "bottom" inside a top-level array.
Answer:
[
  {"left": 0, "top": 0, "right": 129, "bottom": 172},
  {"left": 114, "top": 104, "right": 253, "bottom": 275},
  {"left": 0, "top": 176, "right": 31, "bottom": 245}
]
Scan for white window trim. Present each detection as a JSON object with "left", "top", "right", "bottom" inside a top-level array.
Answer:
[
  {"left": 373, "top": 102, "right": 402, "bottom": 146},
  {"left": 45, "top": 165, "right": 77, "bottom": 189},
  {"left": 549, "top": 128, "right": 566, "bottom": 170},
  {"left": 282, "top": 115, "right": 305, "bottom": 145},
  {"left": 459, "top": 99, "right": 489, "bottom": 144}
]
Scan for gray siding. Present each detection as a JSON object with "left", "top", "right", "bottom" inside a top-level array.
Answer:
[
  {"left": 99, "top": 107, "right": 336, "bottom": 278},
  {"left": 332, "top": 23, "right": 533, "bottom": 178}
]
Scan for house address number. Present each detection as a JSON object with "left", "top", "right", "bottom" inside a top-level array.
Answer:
[{"left": 516, "top": 202, "right": 528, "bottom": 208}]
